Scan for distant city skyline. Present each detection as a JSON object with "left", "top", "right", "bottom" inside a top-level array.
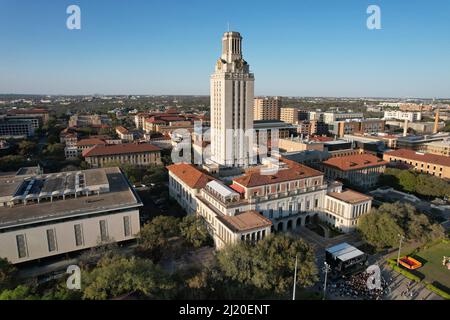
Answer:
[{"left": 1, "top": 0, "right": 450, "bottom": 98}]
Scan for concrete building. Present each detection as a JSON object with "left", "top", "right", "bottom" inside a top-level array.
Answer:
[
  {"left": 278, "top": 137, "right": 324, "bottom": 153},
  {"left": 329, "top": 119, "right": 386, "bottom": 137},
  {"left": 296, "top": 120, "right": 329, "bottom": 136},
  {"left": 6, "top": 108, "right": 50, "bottom": 129},
  {"left": 0, "top": 167, "right": 142, "bottom": 264},
  {"left": 210, "top": 31, "right": 254, "bottom": 167},
  {"left": 320, "top": 153, "right": 387, "bottom": 190},
  {"left": 383, "top": 149, "right": 450, "bottom": 179},
  {"left": 422, "top": 140, "right": 450, "bottom": 156},
  {"left": 68, "top": 114, "right": 111, "bottom": 128},
  {"left": 254, "top": 97, "right": 281, "bottom": 121},
  {"left": 309, "top": 111, "right": 364, "bottom": 124},
  {"left": 395, "top": 133, "right": 450, "bottom": 150},
  {"left": 383, "top": 110, "right": 422, "bottom": 122},
  {"left": 279, "top": 107, "right": 299, "bottom": 124},
  {"left": 83, "top": 143, "right": 162, "bottom": 168},
  {"left": 0, "top": 117, "right": 35, "bottom": 139},
  {"left": 386, "top": 120, "right": 445, "bottom": 134},
  {"left": 399, "top": 103, "right": 433, "bottom": 112}
]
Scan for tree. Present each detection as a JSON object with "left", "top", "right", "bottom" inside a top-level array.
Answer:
[
  {"left": 82, "top": 254, "right": 174, "bottom": 300},
  {"left": 135, "top": 216, "right": 181, "bottom": 262},
  {"left": 0, "top": 155, "right": 29, "bottom": 172},
  {"left": 18, "top": 140, "right": 37, "bottom": 157},
  {"left": 0, "top": 285, "right": 38, "bottom": 300},
  {"left": 0, "top": 258, "right": 17, "bottom": 291},
  {"left": 43, "top": 143, "right": 65, "bottom": 161},
  {"left": 358, "top": 210, "right": 403, "bottom": 249},
  {"left": 358, "top": 202, "right": 445, "bottom": 250},
  {"left": 179, "top": 215, "right": 213, "bottom": 248},
  {"left": 398, "top": 170, "right": 416, "bottom": 193},
  {"left": 217, "top": 234, "right": 317, "bottom": 296}
]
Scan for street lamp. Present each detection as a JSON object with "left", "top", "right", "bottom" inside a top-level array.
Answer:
[
  {"left": 292, "top": 254, "right": 298, "bottom": 300},
  {"left": 322, "top": 262, "right": 331, "bottom": 300},
  {"left": 397, "top": 234, "right": 405, "bottom": 267}
]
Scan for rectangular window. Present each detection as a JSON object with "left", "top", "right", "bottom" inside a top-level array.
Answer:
[
  {"left": 46, "top": 229, "right": 57, "bottom": 252},
  {"left": 74, "top": 224, "right": 83, "bottom": 246},
  {"left": 123, "top": 216, "right": 131, "bottom": 237},
  {"left": 16, "top": 234, "right": 27, "bottom": 258},
  {"left": 99, "top": 220, "right": 108, "bottom": 242}
]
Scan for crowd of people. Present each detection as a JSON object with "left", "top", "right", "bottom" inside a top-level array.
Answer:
[{"left": 327, "top": 271, "right": 390, "bottom": 300}]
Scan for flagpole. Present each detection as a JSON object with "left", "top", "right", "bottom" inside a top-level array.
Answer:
[{"left": 292, "top": 254, "right": 298, "bottom": 300}]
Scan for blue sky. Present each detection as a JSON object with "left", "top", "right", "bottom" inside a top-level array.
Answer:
[{"left": 0, "top": 0, "right": 449, "bottom": 97}]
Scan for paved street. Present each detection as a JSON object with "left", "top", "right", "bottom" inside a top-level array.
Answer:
[{"left": 291, "top": 226, "right": 442, "bottom": 300}]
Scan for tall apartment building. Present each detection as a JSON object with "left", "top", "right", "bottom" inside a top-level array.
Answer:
[
  {"left": 0, "top": 167, "right": 142, "bottom": 264},
  {"left": 280, "top": 107, "right": 299, "bottom": 124},
  {"left": 210, "top": 31, "right": 254, "bottom": 167},
  {"left": 254, "top": 97, "right": 282, "bottom": 121},
  {"left": 383, "top": 110, "right": 422, "bottom": 122}
]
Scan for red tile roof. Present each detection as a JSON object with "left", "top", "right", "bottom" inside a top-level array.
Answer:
[
  {"left": 384, "top": 149, "right": 450, "bottom": 167},
  {"left": 232, "top": 158, "right": 323, "bottom": 188},
  {"left": 7, "top": 108, "right": 49, "bottom": 115},
  {"left": 115, "top": 126, "right": 129, "bottom": 134},
  {"left": 216, "top": 210, "right": 272, "bottom": 232},
  {"left": 327, "top": 190, "right": 372, "bottom": 204},
  {"left": 83, "top": 143, "right": 161, "bottom": 157},
  {"left": 322, "top": 153, "right": 387, "bottom": 171},
  {"left": 166, "top": 163, "right": 215, "bottom": 189},
  {"left": 77, "top": 138, "right": 107, "bottom": 147}
]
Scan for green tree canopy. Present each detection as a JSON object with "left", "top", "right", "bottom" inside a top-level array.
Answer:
[
  {"left": 358, "top": 202, "right": 445, "bottom": 250},
  {"left": 217, "top": 234, "right": 317, "bottom": 296},
  {"left": 0, "top": 285, "right": 38, "bottom": 300},
  {"left": 179, "top": 215, "right": 213, "bottom": 248},
  {"left": 82, "top": 254, "right": 174, "bottom": 300},
  {"left": 0, "top": 258, "right": 17, "bottom": 291},
  {"left": 135, "top": 216, "right": 181, "bottom": 262},
  {"left": 18, "top": 140, "right": 38, "bottom": 157}
]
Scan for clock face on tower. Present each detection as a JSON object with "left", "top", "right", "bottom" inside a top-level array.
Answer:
[{"left": 234, "top": 58, "right": 243, "bottom": 70}]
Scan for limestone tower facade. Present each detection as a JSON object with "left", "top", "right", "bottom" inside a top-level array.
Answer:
[{"left": 210, "top": 31, "right": 255, "bottom": 167}]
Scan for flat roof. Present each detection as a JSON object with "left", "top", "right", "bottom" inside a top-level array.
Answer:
[
  {"left": 0, "top": 167, "right": 141, "bottom": 229},
  {"left": 326, "top": 242, "right": 365, "bottom": 262},
  {"left": 206, "top": 180, "right": 238, "bottom": 198}
]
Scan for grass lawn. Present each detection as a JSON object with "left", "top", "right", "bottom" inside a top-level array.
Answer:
[{"left": 413, "top": 241, "right": 450, "bottom": 290}]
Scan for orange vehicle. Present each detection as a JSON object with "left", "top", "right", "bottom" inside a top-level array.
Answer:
[{"left": 399, "top": 256, "right": 422, "bottom": 270}]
